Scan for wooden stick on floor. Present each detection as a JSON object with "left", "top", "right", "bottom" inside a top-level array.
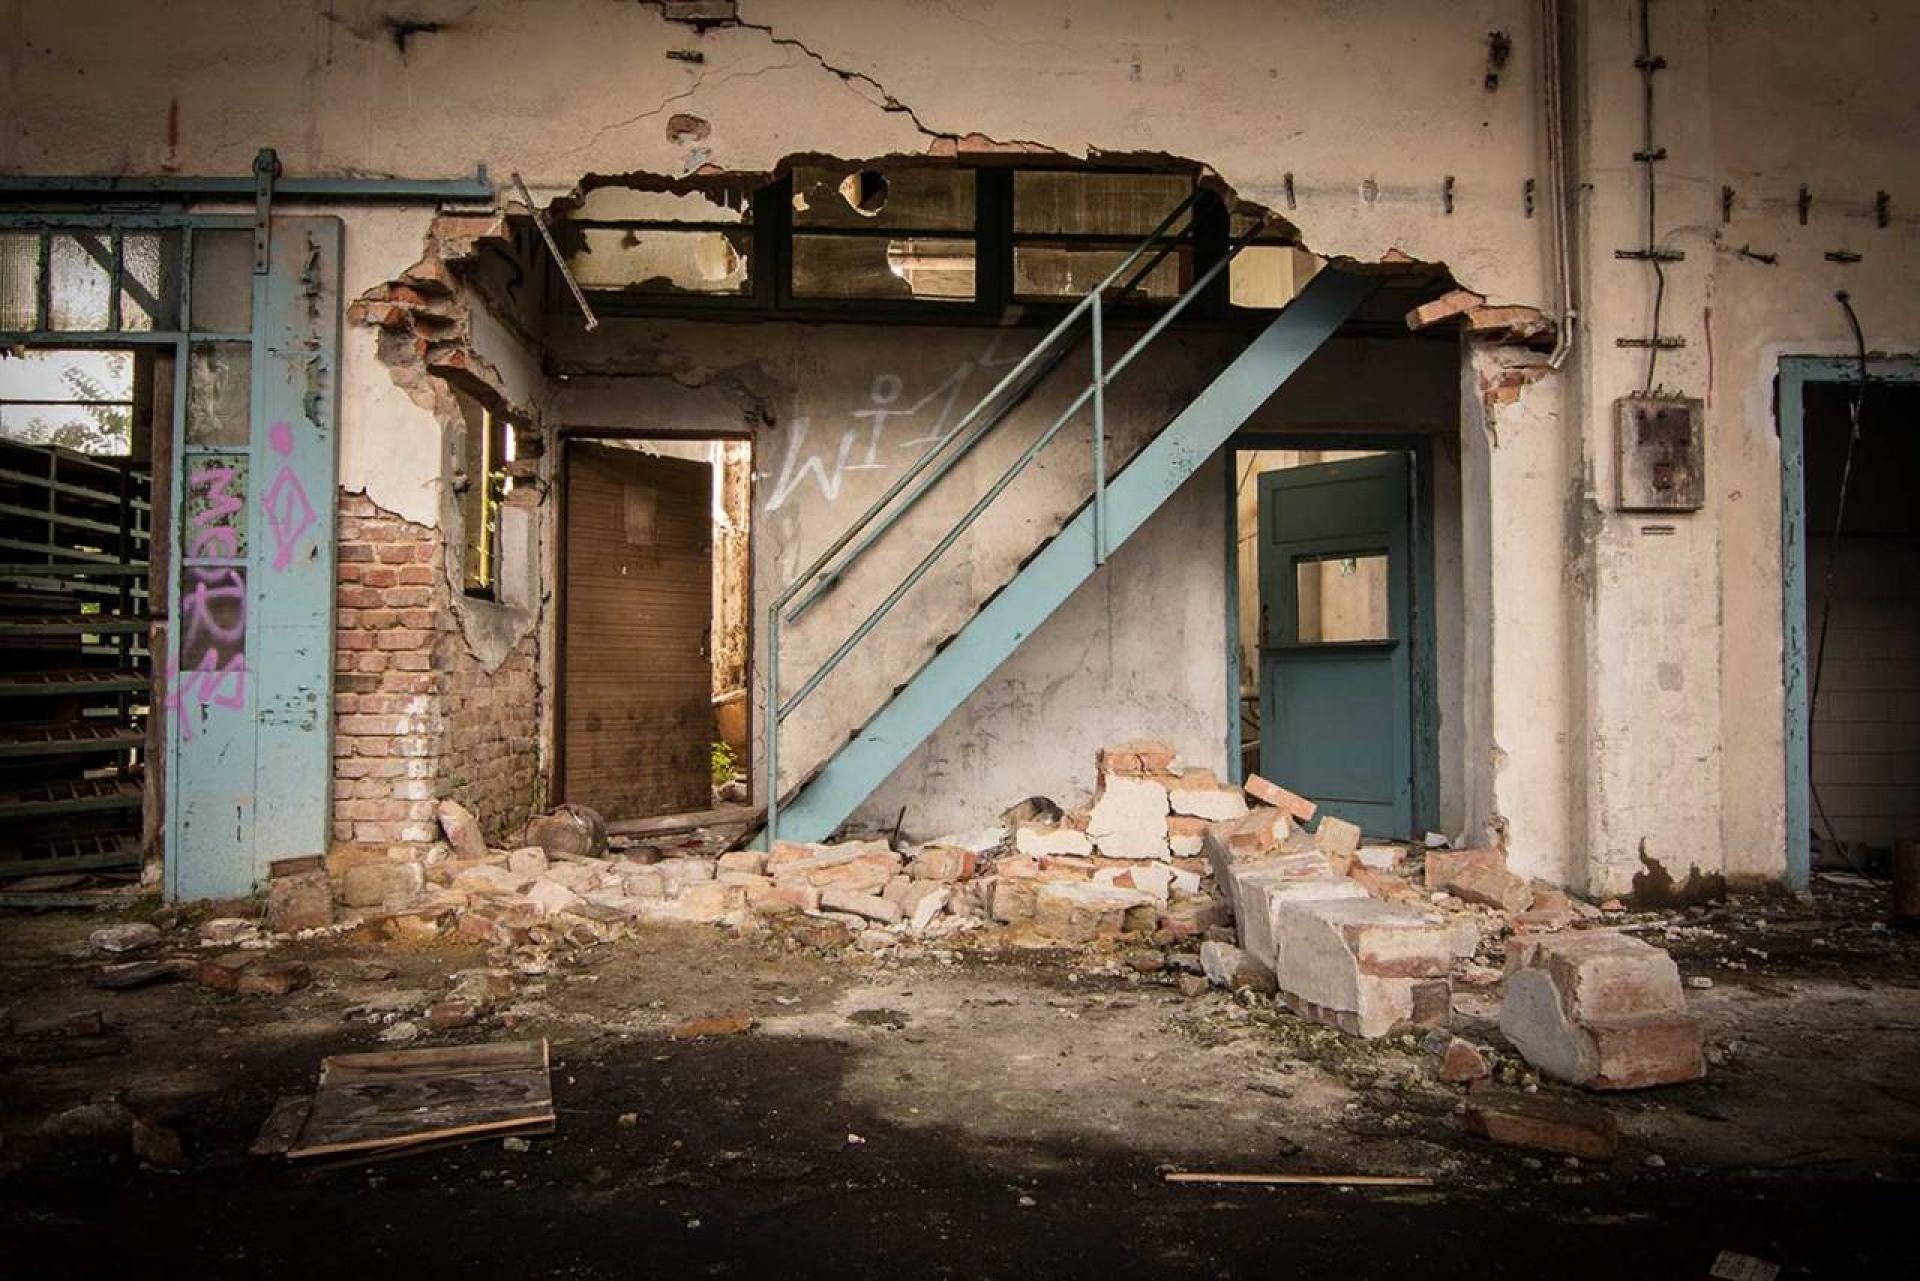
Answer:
[{"left": 1163, "top": 1172, "right": 1434, "bottom": 1188}]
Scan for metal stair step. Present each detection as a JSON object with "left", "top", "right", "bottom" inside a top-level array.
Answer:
[
  {"left": 0, "top": 723, "right": 146, "bottom": 758},
  {"left": 0, "top": 612, "right": 150, "bottom": 636},
  {"left": 0, "top": 832, "right": 141, "bottom": 879},
  {"left": 0, "top": 773, "right": 146, "bottom": 819},
  {"left": 0, "top": 668, "right": 150, "bottom": 697}
]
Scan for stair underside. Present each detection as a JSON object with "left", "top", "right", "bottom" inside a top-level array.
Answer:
[{"left": 769, "top": 269, "right": 1374, "bottom": 844}]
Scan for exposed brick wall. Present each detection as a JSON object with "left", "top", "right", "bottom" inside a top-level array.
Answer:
[
  {"left": 437, "top": 631, "right": 541, "bottom": 839},
  {"left": 332, "top": 490, "right": 542, "bottom": 848}
]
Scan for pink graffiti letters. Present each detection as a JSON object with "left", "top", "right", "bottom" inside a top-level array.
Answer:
[
  {"left": 187, "top": 461, "right": 245, "bottom": 558},
  {"left": 261, "top": 420, "right": 317, "bottom": 571}
]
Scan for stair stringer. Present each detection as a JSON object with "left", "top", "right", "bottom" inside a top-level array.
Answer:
[{"left": 771, "top": 269, "right": 1375, "bottom": 843}]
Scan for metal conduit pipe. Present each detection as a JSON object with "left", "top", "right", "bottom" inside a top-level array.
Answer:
[{"left": 1541, "top": 0, "right": 1578, "bottom": 370}]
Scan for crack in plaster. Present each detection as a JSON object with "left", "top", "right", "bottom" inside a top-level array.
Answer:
[{"left": 639, "top": 0, "right": 1058, "bottom": 153}]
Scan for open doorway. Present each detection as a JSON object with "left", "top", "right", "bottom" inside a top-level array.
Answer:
[
  {"left": 1232, "top": 438, "right": 1441, "bottom": 840},
  {"left": 0, "top": 346, "right": 158, "bottom": 882},
  {"left": 1794, "top": 377, "right": 1920, "bottom": 878},
  {"left": 555, "top": 433, "right": 751, "bottom": 822}
]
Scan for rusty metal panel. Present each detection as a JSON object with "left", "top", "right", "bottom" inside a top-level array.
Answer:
[{"left": 562, "top": 442, "right": 712, "bottom": 818}]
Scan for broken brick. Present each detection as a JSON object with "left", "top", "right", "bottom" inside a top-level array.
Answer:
[
  {"left": 1243, "top": 775, "right": 1317, "bottom": 823},
  {"left": 1313, "top": 815, "right": 1362, "bottom": 859},
  {"left": 1463, "top": 1091, "right": 1620, "bottom": 1159},
  {"left": 670, "top": 1011, "right": 753, "bottom": 1041},
  {"left": 235, "top": 961, "right": 311, "bottom": 998}
]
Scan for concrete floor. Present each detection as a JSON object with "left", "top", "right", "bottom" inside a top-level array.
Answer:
[{"left": 2, "top": 885, "right": 1917, "bottom": 1278}]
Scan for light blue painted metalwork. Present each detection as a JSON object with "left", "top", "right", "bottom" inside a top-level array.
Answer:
[
  {"left": 1777, "top": 354, "right": 1920, "bottom": 894},
  {"left": 0, "top": 167, "right": 490, "bottom": 203},
  {"left": 766, "top": 268, "right": 1372, "bottom": 844},
  {"left": 166, "top": 217, "right": 343, "bottom": 900}
]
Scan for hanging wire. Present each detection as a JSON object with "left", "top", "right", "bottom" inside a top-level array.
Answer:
[
  {"left": 1805, "top": 290, "right": 1876, "bottom": 879},
  {"left": 1636, "top": 0, "right": 1666, "bottom": 393}
]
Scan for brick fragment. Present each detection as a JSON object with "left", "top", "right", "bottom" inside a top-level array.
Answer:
[
  {"left": 1244, "top": 775, "right": 1317, "bottom": 822},
  {"left": 1464, "top": 1091, "right": 1620, "bottom": 1159}
]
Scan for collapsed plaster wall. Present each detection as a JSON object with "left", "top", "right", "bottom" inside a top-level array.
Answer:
[
  {"left": 9, "top": 0, "right": 1920, "bottom": 888},
  {"left": 334, "top": 211, "right": 555, "bottom": 843}
]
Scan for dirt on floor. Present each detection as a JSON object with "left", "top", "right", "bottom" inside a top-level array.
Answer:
[{"left": 2, "top": 881, "right": 1918, "bottom": 1279}]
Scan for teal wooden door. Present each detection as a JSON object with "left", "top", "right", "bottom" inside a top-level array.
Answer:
[
  {"left": 165, "top": 217, "right": 341, "bottom": 900},
  {"left": 1257, "top": 454, "right": 1413, "bottom": 837}
]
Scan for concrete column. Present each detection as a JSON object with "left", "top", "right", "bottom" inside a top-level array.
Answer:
[
  {"left": 1570, "top": 0, "right": 1725, "bottom": 897},
  {"left": 1461, "top": 343, "right": 1577, "bottom": 887}
]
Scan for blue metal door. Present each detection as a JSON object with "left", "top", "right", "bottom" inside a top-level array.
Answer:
[
  {"left": 166, "top": 216, "right": 340, "bottom": 899},
  {"left": 1258, "top": 454, "right": 1413, "bottom": 837}
]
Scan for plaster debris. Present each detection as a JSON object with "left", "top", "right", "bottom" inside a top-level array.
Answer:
[
  {"left": 1500, "top": 930, "right": 1706, "bottom": 1089},
  {"left": 88, "top": 923, "right": 160, "bottom": 955}
]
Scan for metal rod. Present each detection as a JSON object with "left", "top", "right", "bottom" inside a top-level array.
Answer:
[
  {"left": 511, "top": 171, "right": 598, "bottom": 332},
  {"left": 766, "top": 606, "right": 780, "bottom": 843},
  {"left": 1091, "top": 291, "right": 1107, "bottom": 566},
  {"left": 779, "top": 188, "right": 1203, "bottom": 622},
  {"left": 777, "top": 240, "right": 1248, "bottom": 723},
  {"left": 1098, "top": 245, "right": 1240, "bottom": 384},
  {"left": 0, "top": 169, "right": 493, "bottom": 202}
]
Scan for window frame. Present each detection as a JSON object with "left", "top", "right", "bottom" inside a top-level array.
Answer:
[
  {"left": 559, "top": 166, "right": 1274, "bottom": 327},
  {"left": 458, "top": 397, "right": 522, "bottom": 602}
]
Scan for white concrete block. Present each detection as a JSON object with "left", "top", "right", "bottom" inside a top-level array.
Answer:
[{"left": 1015, "top": 825, "right": 1094, "bottom": 857}]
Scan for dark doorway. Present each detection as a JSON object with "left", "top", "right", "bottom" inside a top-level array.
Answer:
[{"left": 1800, "top": 380, "right": 1920, "bottom": 871}]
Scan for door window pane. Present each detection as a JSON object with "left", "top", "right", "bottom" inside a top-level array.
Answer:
[
  {"left": 1296, "top": 553, "right": 1390, "bottom": 643},
  {"left": 47, "top": 233, "right": 113, "bottom": 331},
  {"left": 0, "top": 232, "right": 42, "bottom": 330},
  {"left": 120, "top": 231, "right": 183, "bottom": 331},
  {"left": 186, "top": 343, "right": 251, "bottom": 446},
  {"left": 190, "top": 230, "right": 253, "bottom": 333}
]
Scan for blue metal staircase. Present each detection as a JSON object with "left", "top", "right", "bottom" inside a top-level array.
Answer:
[{"left": 763, "top": 206, "right": 1373, "bottom": 844}]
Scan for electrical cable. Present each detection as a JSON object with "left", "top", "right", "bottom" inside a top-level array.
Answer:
[
  {"left": 1805, "top": 290, "right": 1877, "bottom": 879},
  {"left": 1637, "top": 0, "right": 1665, "bottom": 393}
]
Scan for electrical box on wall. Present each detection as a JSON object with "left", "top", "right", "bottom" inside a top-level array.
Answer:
[{"left": 1615, "top": 393, "right": 1704, "bottom": 512}]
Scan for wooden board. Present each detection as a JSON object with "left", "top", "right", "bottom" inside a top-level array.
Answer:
[
  {"left": 284, "top": 1039, "right": 553, "bottom": 1162},
  {"left": 561, "top": 443, "right": 714, "bottom": 820}
]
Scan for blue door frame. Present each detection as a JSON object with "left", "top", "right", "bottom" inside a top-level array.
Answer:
[
  {"left": 1223, "top": 432, "right": 1441, "bottom": 833},
  {"left": 1777, "top": 354, "right": 1920, "bottom": 892}
]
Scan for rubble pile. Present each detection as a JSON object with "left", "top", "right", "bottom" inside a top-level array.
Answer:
[{"left": 296, "top": 737, "right": 1705, "bottom": 1090}]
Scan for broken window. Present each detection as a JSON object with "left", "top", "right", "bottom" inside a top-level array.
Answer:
[
  {"left": 1, "top": 228, "right": 198, "bottom": 334},
  {"left": 556, "top": 185, "right": 753, "bottom": 297},
  {"left": 789, "top": 164, "right": 976, "bottom": 303},
  {"left": 0, "top": 348, "right": 135, "bottom": 454},
  {"left": 1011, "top": 170, "right": 1192, "bottom": 301}
]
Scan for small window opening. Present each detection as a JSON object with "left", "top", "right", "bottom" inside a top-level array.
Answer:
[
  {"left": 458, "top": 393, "right": 533, "bottom": 600},
  {"left": 555, "top": 184, "right": 754, "bottom": 298}
]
